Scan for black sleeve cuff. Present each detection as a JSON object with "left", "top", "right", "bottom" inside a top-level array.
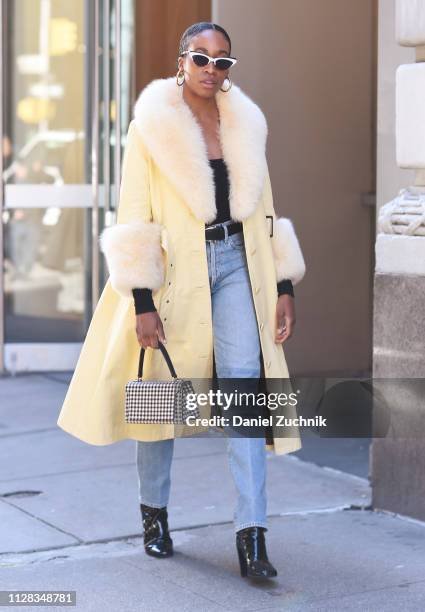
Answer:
[
  {"left": 277, "top": 279, "right": 294, "bottom": 297},
  {"left": 132, "top": 288, "right": 157, "bottom": 314}
]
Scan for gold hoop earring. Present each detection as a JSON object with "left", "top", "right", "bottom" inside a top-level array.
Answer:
[
  {"left": 176, "top": 70, "right": 185, "bottom": 86},
  {"left": 220, "top": 77, "right": 232, "bottom": 92}
]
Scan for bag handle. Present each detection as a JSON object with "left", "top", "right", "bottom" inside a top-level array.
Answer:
[{"left": 138, "top": 340, "right": 178, "bottom": 380}]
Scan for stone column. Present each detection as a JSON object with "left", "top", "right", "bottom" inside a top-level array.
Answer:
[{"left": 372, "top": 0, "right": 425, "bottom": 520}]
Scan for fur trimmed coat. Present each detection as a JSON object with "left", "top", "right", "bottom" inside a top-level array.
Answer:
[{"left": 57, "top": 76, "right": 306, "bottom": 455}]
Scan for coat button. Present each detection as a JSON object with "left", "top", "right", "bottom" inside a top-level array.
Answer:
[
  {"left": 260, "top": 322, "right": 264, "bottom": 331},
  {"left": 254, "top": 286, "right": 261, "bottom": 294},
  {"left": 266, "top": 360, "right": 271, "bottom": 368}
]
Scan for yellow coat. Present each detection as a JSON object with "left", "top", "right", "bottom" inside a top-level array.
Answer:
[{"left": 57, "top": 76, "right": 306, "bottom": 455}]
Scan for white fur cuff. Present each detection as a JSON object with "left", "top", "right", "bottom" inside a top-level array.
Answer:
[
  {"left": 272, "top": 217, "right": 306, "bottom": 285},
  {"left": 99, "top": 220, "right": 165, "bottom": 298}
]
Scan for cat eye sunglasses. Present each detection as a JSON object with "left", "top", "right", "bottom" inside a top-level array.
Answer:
[{"left": 180, "top": 50, "right": 237, "bottom": 71}]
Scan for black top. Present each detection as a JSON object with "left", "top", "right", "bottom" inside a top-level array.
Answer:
[
  {"left": 205, "top": 158, "right": 231, "bottom": 225},
  {"left": 132, "top": 157, "right": 294, "bottom": 314}
]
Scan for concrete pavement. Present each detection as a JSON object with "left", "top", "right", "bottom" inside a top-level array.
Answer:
[{"left": 0, "top": 372, "right": 424, "bottom": 611}]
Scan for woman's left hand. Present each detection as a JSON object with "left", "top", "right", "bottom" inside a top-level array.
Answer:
[{"left": 275, "top": 294, "right": 296, "bottom": 344}]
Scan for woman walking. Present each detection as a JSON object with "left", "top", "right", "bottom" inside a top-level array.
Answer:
[{"left": 57, "top": 21, "right": 306, "bottom": 579}]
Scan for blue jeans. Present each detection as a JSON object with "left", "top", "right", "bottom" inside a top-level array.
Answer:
[{"left": 136, "top": 220, "right": 267, "bottom": 533}]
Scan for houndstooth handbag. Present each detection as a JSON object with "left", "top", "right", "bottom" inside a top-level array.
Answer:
[{"left": 125, "top": 341, "right": 200, "bottom": 424}]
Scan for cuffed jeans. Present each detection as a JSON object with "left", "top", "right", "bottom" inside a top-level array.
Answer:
[{"left": 136, "top": 221, "right": 267, "bottom": 533}]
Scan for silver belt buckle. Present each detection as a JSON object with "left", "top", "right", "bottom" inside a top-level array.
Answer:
[
  {"left": 206, "top": 220, "right": 233, "bottom": 241},
  {"left": 205, "top": 225, "right": 217, "bottom": 240}
]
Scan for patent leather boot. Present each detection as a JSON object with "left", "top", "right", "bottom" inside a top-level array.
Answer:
[
  {"left": 236, "top": 526, "right": 278, "bottom": 578},
  {"left": 140, "top": 503, "right": 173, "bottom": 558}
]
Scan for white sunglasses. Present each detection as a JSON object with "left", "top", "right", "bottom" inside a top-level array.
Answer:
[{"left": 181, "top": 50, "right": 237, "bottom": 71}]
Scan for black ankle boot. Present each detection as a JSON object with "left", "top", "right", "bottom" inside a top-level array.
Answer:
[
  {"left": 140, "top": 503, "right": 173, "bottom": 558},
  {"left": 236, "top": 526, "right": 278, "bottom": 578}
]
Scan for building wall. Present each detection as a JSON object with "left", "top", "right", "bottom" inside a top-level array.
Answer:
[
  {"left": 376, "top": 0, "right": 415, "bottom": 213},
  {"left": 213, "top": 0, "right": 377, "bottom": 376},
  {"left": 135, "top": 0, "right": 211, "bottom": 87},
  {"left": 371, "top": 0, "right": 425, "bottom": 521}
]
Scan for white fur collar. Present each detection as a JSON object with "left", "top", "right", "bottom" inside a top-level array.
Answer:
[{"left": 133, "top": 76, "right": 268, "bottom": 223}]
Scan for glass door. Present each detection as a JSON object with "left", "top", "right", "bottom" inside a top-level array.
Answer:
[{"left": 0, "top": 0, "right": 135, "bottom": 372}]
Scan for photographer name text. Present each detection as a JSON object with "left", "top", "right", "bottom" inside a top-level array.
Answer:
[{"left": 185, "top": 415, "right": 327, "bottom": 427}]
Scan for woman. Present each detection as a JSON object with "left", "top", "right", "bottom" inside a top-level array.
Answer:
[{"left": 57, "top": 21, "right": 306, "bottom": 579}]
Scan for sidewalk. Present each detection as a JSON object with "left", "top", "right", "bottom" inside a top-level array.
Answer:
[{"left": 1, "top": 373, "right": 424, "bottom": 611}]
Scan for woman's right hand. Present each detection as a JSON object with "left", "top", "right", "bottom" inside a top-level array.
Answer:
[{"left": 135, "top": 312, "right": 166, "bottom": 348}]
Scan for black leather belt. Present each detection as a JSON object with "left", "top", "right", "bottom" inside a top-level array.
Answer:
[{"left": 205, "top": 221, "right": 243, "bottom": 241}]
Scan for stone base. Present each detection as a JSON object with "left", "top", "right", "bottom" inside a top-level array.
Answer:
[
  {"left": 375, "top": 234, "right": 425, "bottom": 276},
  {"left": 372, "top": 272, "right": 425, "bottom": 520}
]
